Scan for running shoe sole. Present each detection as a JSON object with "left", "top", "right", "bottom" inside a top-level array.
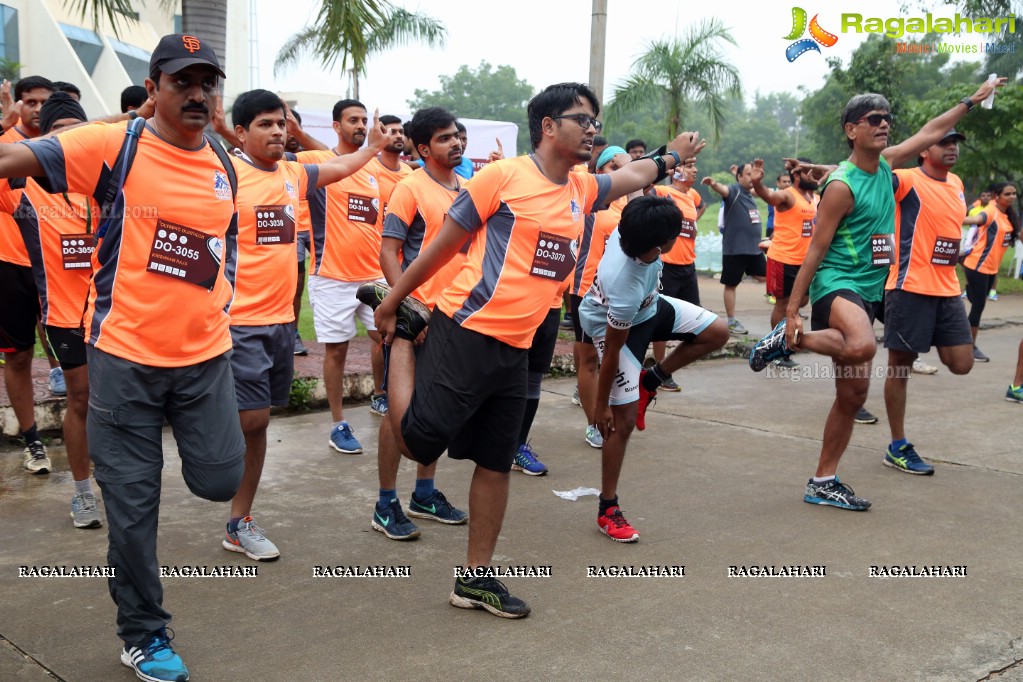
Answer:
[
  {"left": 511, "top": 463, "right": 547, "bottom": 476},
  {"left": 448, "top": 591, "right": 530, "bottom": 619},
  {"left": 371, "top": 519, "right": 420, "bottom": 540},
  {"left": 71, "top": 512, "right": 102, "bottom": 529},
  {"left": 882, "top": 458, "right": 934, "bottom": 475},
  {"left": 407, "top": 508, "right": 468, "bottom": 525},
  {"left": 598, "top": 525, "right": 639, "bottom": 543},
  {"left": 328, "top": 439, "right": 363, "bottom": 455},
  {"left": 802, "top": 495, "right": 870, "bottom": 511},
  {"left": 222, "top": 538, "right": 280, "bottom": 561},
  {"left": 120, "top": 649, "right": 189, "bottom": 682}
]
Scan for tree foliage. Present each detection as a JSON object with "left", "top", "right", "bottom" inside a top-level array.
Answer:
[
  {"left": 407, "top": 62, "right": 534, "bottom": 152},
  {"left": 604, "top": 19, "right": 741, "bottom": 142}
]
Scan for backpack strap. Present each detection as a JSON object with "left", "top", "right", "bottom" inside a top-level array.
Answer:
[
  {"left": 205, "top": 133, "right": 238, "bottom": 199},
  {"left": 96, "top": 116, "right": 146, "bottom": 239}
]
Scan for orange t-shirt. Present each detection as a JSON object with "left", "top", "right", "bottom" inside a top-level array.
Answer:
[
  {"left": 227, "top": 155, "right": 316, "bottom": 326},
  {"left": 653, "top": 185, "right": 700, "bottom": 266},
  {"left": 766, "top": 186, "right": 818, "bottom": 266},
  {"left": 0, "top": 127, "right": 30, "bottom": 266},
  {"left": 381, "top": 169, "right": 465, "bottom": 307},
  {"left": 298, "top": 149, "right": 383, "bottom": 282},
  {"left": 437, "top": 156, "right": 611, "bottom": 348},
  {"left": 886, "top": 168, "right": 967, "bottom": 296},
  {"left": 284, "top": 152, "right": 311, "bottom": 241},
  {"left": 26, "top": 121, "right": 237, "bottom": 367},
  {"left": 962, "top": 203, "right": 1014, "bottom": 276},
  {"left": 0, "top": 178, "right": 98, "bottom": 327},
  {"left": 572, "top": 196, "right": 624, "bottom": 295},
  {"left": 368, "top": 156, "right": 413, "bottom": 215}
]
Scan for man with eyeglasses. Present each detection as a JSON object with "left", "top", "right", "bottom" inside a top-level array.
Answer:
[
  {"left": 367, "top": 82, "right": 704, "bottom": 618},
  {"left": 748, "top": 76, "right": 1004, "bottom": 512}
]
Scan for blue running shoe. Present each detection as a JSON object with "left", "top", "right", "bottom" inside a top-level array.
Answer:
[
  {"left": 120, "top": 628, "right": 189, "bottom": 682},
  {"left": 408, "top": 489, "right": 468, "bottom": 524},
  {"left": 749, "top": 320, "right": 791, "bottom": 371},
  {"left": 883, "top": 443, "right": 934, "bottom": 475},
  {"left": 372, "top": 498, "right": 420, "bottom": 540},
  {"left": 49, "top": 367, "right": 66, "bottom": 396},
  {"left": 328, "top": 421, "right": 363, "bottom": 454},
  {"left": 803, "top": 477, "right": 871, "bottom": 511},
  {"left": 369, "top": 393, "right": 389, "bottom": 416},
  {"left": 1006, "top": 385, "right": 1023, "bottom": 403},
  {"left": 512, "top": 442, "right": 548, "bottom": 476}
]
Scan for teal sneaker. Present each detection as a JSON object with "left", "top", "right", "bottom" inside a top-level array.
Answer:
[
  {"left": 408, "top": 489, "right": 467, "bottom": 524},
  {"left": 884, "top": 443, "right": 934, "bottom": 475},
  {"left": 372, "top": 498, "right": 420, "bottom": 540},
  {"left": 120, "top": 628, "right": 189, "bottom": 682},
  {"left": 1006, "top": 385, "right": 1023, "bottom": 403}
]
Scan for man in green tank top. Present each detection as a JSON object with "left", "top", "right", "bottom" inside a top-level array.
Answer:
[{"left": 748, "top": 76, "right": 1004, "bottom": 511}]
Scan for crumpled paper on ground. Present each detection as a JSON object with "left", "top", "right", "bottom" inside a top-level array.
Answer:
[{"left": 552, "top": 487, "right": 601, "bottom": 501}]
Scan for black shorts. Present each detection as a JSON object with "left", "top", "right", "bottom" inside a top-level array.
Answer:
[
  {"left": 0, "top": 260, "right": 39, "bottom": 352},
  {"left": 720, "top": 253, "right": 766, "bottom": 287},
  {"left": 401, "top": 311, "right": 527, "bottom": 473},
  {"left": 811, "top": 289, "right": 879, "bottom": 332},
  {"left": 529, "top": 307, "right": 561, "bottom": 373},
  {"left": 660, "top": 262, "right": 701, "bottom": 306},
  {"left": 570, "top": 294, "right": 586, "bottom": 342},
  {"left": 766, "top": 259, "right": 800, "bottom": 299},
  {"left": 230, "top": 323, "right": 296, "bottom": 410},
  {"left": 45, "top": 325, "right": 87, "bottom": 369},
  {"left": 882, "top": 289, "right": 972, "bottom": 353}
]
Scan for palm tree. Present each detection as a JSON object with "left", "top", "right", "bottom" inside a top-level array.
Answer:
[
  {"left": 605, "top": 19, "right": 741, "bottom": 143},
  {"left": 274, "top": 0, "right": 446, "bottom": 100}
]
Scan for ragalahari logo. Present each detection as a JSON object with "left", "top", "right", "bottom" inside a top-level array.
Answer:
[{"left": 784, "top": 8, "right": 838, "bottom": 61}]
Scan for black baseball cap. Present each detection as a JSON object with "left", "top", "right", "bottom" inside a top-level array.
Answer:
[
  {"left": 939, "top": 129, "right": 966, "bottom": 143},
  {"left": 149, "top": 33, "right": 225, "bottom": 78}
]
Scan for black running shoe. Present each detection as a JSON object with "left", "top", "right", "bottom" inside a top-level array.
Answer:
[
  {"left": 854, "top": 407, "right": 878, "bottom": 424},
  {"left": 356, "top": 282, "right": 430, "bottom": 341},
  {"left": 449, "top": 576, "right": 530, "bottom": 619}
]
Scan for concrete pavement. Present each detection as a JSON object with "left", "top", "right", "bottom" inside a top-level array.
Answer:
[{"left": 2, "top": 280, "right": 1023, "bottom": 681}]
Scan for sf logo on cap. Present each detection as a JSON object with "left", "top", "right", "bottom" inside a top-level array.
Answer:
[{"left": 182, "top": 35, "right": 202, "bottom": 53}]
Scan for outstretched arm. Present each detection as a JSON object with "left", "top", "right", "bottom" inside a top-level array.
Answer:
[
  {"left": 312, "top": 109, "right": 386, "bottom": 188},
  {"left": 606, "top": 131, "right": 706, "bottom": 201},
  {"left": 701, "top": 176, "right": 729, "bottom": 198},
  {"left": 750, "top": 159, "right": 794, "bottom": 209},
  {"left": 883, "top": 77, "right": 1006, "bottom": 168}
]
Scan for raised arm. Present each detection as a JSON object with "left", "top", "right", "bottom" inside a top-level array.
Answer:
[
  {"left": 606, "top": 131, "right": 705, "bottom": 201},
  {"left": 284, "top": 103, "right": 328, "bottom": 152},
  {"left": 701, "top": 175, "right": 729, "bottom": 198},
  {"left": 882, "top": 77, "right": 1006, "bottom": 168},
  {"left": 750, "top": 159, "right": 794, "bottom": 209}
]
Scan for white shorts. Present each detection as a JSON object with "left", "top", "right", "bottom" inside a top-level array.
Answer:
[{"left": 307, "top": 275, "right": 382, "bottom": 343}]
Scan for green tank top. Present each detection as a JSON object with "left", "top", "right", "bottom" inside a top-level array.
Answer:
[{"left": 809, "top": 157, "right": 895, "bottom": 304}]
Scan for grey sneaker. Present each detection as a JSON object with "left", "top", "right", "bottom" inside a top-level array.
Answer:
[
  {"left": 223, "top": 516, "right": 280, "bottom": 561},
  {"left": 728, "top": 319, "right": 748, "bottom": 335},
  {"left": 23, "top": 441, "right": 51, "bottom": 475},
  {"left": 70, "top": 491, "right": 103, "bottom": 528},
  {"left": 585, "top": 425, "right": 603, "bottom": 449}
]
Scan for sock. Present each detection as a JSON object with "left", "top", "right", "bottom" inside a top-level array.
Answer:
[
  {"left": 73, "top": 479, "right": 92, "bottom": 495},
  {"left": 332, "top": 420, "right": 347, "bottom": 429},
  {"left": 227, "top": 516, "right": 244, "bottom": 534},
  {"left": 414, "top": 478, "right": 435, "bottom": 499},
  {"left": 518, "top": 398, "right": 540, "bottom": 446},
  {"left": 989, "top": 289, "right": 997, "bottom": 296},
  {"left": 890, "top": 438, "right": 908, "bottom": 452},
  {"left": 378, "top": 488, "right": 396, "bottom": 508},
  {"left": 642, "top": 363, "right": 668, "bottom": 391},
  {"left": 812, "top": 475, "right": 836, "bottom": 484},
  {"left": 22, "top": 423, "right": 40, "bottom": 446},
  {"left": 728, "top": 317, "right": 736, "bottom": 325},
  {"left": 599, "top": 495, "right": 619, "bottom": 514}
]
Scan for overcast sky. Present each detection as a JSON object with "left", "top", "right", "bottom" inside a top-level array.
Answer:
[{"left": 252, "top": 1, "right": 983, "bottom": 117}]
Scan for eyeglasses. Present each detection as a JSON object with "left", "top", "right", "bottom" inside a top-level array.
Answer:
[
  {"left": 553, "top": 114, "right": 602, "bottom": 133},
  {"left": 855, "top": 113, "right": 894, "bottom": 127}
]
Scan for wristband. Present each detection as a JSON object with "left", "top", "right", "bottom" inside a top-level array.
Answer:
[
  {"left": 665, "top": 150, "right": 681, "bottom": 168},
  {"left": 959, "top": 96, "right": 974, "bottom": 112},
  {"left": 128, "top": 110, "right": 139, "bottom": 120},
  {"left": 651, "top": 155, "right": 667, "bottom": 178}
]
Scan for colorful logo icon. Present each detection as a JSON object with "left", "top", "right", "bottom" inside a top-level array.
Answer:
[{"left": 784, "top": 8, "right": 838, "bottom": 61}]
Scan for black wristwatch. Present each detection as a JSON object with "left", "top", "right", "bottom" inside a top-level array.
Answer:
[{"left": 959, "top": 96, "right": 975, "bottom": 112}]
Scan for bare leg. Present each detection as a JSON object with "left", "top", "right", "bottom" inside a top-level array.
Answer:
[
  {"left": 723, "top": 285, "right": 738, "bottom": 319},
  {"left": 368, "top": 330, "right": 384, "bottom": 393},
  {"left": 659, "top": 318, "right": 729, "bottom": 374},
  {"left": 466, "top": 466, "right": 509, "bottom": 568},
  {"left": 62, "top": 365, "right": 91, "bottom": 481},
  {"left": 4, "top": 349, "right": 35, "bottom": 432},
  {"left": 1013, "top": 339, "right": 1023, "bottom": 386},
  {"left": 601, "top": 403, "right": 638, "bottom": 500},
  {"left": 323, "top": 341, "right": 349, "bottom": 422},
  {"left": 884, "top": 349, "right": 914, "bottom": 442},
  {"left": 573, "top": 341, "right": 598, "bottom": 425},
  {"left": 230, "top": 408, "right": 271, "bottom": 518}
]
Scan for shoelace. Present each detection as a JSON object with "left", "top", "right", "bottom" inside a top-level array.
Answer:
[
  {"left": 241, "top": 521, "right": 268, "bottom": 538},
  {"left": 79, "top": 494, "right": 98, "bottom": 512},
  {"left": 474, "top": 576, "right": 510, "bottom": 597},
  {"left": 28, "top": 443, "right": 46, "bottom": 460},
  {"left": 143, "top": 628, "right": 175, "bottom": 657},
  {"left": 606, "top": 509, "right": 630, "bottom": 528},
  {"left": 518, "top": 443, "right": 540, "bottom": 463}
]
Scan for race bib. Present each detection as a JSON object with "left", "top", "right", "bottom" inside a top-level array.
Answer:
[
  {"left": 530, "top": 230, "right": 576, "bottom": 281},
  {"left": 748, "top": 209, "right": 761, "bottom": 224},
  {"left": 1002, "top": 230, "right": 1013, "bottom": 247},
  {"left": 60, "top": 233, "right": 94, "bottom": 270},
  {"left": 679, "top": 219, "right": 697, "bottom": 240},
  {"left": 930, "top": 237, "right": 959, "bottom": 266},
  {"left": 348, "top": 193, "right": 379, "bottom": 224},
  {"left": 146, "top": 219, "right": 222, "bottom": 291},
  {"left": 801, "top": 220, "right": 813, "bottom": 238},
  {"left": 871, "top": 234, "right": 895, "bottom": 266},
  {"left": 254, "top": 204, "right": 295, "bottom": 245}
]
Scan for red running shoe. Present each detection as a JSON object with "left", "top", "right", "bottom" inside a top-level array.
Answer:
[
  {"left": 636, "top": 370, "right": 656, "bottom": 431},
  {"left": 597, "top": 506, "right": 640, "bottom": 543}
]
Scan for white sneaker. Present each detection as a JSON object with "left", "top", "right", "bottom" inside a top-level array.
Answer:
[
  {"left": 23, "top": 441, "right": 51, "bottom": 474},
  {"left": 911, "top": 359, "right": 938, "bottom": 375}
]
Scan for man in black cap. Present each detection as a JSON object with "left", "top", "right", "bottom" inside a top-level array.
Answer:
[
  {"left": 881, "top": 128, "right": 978, "bottom": 475},
  {"left": 0, "top": 33, "right": 241, "bottom": 682}
]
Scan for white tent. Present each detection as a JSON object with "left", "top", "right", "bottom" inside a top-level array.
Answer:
[{"left": 294, "top": 110, "right": 518, "bottom": 168}]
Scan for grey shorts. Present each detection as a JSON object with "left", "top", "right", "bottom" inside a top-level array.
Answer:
[
  {"left": 86, "top": 347, "right": 245, "bottom": 486},
  {"left": 296, "top": 231, "right": 311, "bottom": 264},
  {"left": 230, "top": 323, "right": 296, "bottom": 410}
]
